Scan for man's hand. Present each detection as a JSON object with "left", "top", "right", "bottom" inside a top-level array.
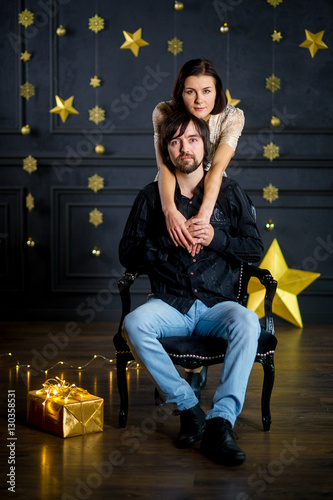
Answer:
[
  {"left": 185, "top": 217, "right": 214, "bottom": 256},
  {"left": 164, "top": 206, "right": 194, "bottom": 250}
]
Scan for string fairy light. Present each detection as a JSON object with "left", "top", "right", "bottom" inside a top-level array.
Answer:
[
  {"left": 0, "top": 352, "right": 140, "bottom": 373},
  {"left": 35, "top": 376, "right": 91, "bottom": 405}
]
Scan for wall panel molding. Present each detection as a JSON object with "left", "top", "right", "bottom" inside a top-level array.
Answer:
[
  {"left": 0, "top": 187, "right": 24, "bottom": 292},
  {"left": 51, "top": 187, "right": 139, "bottom": 292}
]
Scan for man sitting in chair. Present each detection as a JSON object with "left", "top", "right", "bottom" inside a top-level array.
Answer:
[{"left": 118, "top": 111, "right": 264, "bottom": 466}]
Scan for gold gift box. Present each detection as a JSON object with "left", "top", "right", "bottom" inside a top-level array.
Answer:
[{"left": 27, "top": 390, "right": 104, "bottom": 438}]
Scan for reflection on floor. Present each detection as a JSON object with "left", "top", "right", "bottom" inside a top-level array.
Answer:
[{"left": 0, "top": 321, "right": 332, "bottom": 500}]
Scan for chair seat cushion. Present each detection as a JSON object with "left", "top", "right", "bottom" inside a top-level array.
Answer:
[{"left": 159, "top": 330, "right": 277, "bottom": 369}]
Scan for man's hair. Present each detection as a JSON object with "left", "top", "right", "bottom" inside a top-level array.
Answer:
[
  {"left": 159, "top": 111, "right": 211, "bottom": 171},
  {"left": 171, "top": 58, "right": 227, "bottom": 115}
]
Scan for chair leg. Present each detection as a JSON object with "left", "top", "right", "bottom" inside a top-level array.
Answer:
[
  {"left": 116, "top": 356, "right": 129, "bottom": 428},
  {"left": 200, "top": 366, "right": 208, "bottom": 389},
  {"left": 154, "top": 388, "right": 164, "bottom": 405},
  {"left": 185, "top": 366, "right": 208, "bottom": 400},
  {"left": 259, "top": 354, "right": 275, "bottom": 432}
]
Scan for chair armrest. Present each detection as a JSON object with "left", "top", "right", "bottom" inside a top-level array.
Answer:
[
  {"left": 113, "top": 271, "right": 138, "bottom": 352},
  {"left": 243, "top": 265, "right": 277, "bottom": 334},
  {"left": 118, "top": 271, "right": 137, "bottom": 318}
]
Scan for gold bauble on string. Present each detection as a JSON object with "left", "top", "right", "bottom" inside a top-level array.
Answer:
[
  {"left": 271, "top": 115, "right": 281, "bottom": 127},
  {"left": 56, "top": 25, "right": 66, "bottom": 36},
  {"left": 174, "top": 1, "right": 184, "bottom": 10},
  {"left": 21, "top": 125, "right": 31, "bottom": 135},
  {"left": 95, "top": 144, "right": 105, "bottom": 154},
  {"left": 220, "top": 23, "right": 229, "bottom": 34}
]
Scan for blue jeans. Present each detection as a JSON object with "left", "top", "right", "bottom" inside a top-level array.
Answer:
[{"left": 124, "top": 298, "right": 261, "bottom": 427}]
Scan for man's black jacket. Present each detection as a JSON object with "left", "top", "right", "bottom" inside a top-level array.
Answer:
[{"left": 119, "top": 176, "right": 264, "bottom": 314}]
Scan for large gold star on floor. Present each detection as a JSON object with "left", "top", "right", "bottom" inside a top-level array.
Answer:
[
  {"left": 225, "top": 89, "right": 240, "bottom": 107},
  {"left": 299, "top": 30, "right": 328, "bottom": 58},
  {"left": 247, "top": 239, "right": 320, "bottom": 327},
  {"left": 50, "top": 95, "right": 79, "bottom": 123},
  {"left": 120, "top": 28, "right": 149, "bottom": 57}
]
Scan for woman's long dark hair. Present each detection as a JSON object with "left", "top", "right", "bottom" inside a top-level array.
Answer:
[{"left": 171, "top": 59, "right": 227, "bottom": 115}]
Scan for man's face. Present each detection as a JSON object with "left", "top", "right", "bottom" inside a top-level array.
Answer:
[{"left": 167, "top": 121, "right": 205, "bottom": 174}]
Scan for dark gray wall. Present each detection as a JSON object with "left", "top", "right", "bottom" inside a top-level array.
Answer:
[{"left": 1, "top": 0, "right": 332, "bottom": 324}]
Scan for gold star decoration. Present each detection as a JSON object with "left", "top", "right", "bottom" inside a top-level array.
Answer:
[
  {"left": 247, "top": 238, "right": 320, "bottom": 327},
  {"left": 265, "top": 74, "right": 281, "bottom": 93},
  {"left": 50, "top": 95, "right": 79, "bottom": 123},
  {"left": 263, "top": 183, "right": 279, "bottom": 203},
  {"left": 20, "top": 50, "right": 32, "bottom": 62},
  {"left": 90, "top": 76, "right": 101, "bottom": 88},
  {"left": 267, "top": 0, "right": 283, "bottom": 7},
  {"left": 121, "top": 28, "right": 149, "bottom": 57},
  {"left": 167, "top": 37, "right": 183, "bottom": 56},
  {"left": 88, "top": 174, "right": 104, "bottom": 193},
  {"left": 19, "top": 9, "right": 34, "bottom": 28},
  {"left": 88, "top": 106, "right": 105, "bottom": 125},
  {"left": 20, "top": 81, "right": 35, "bottom": 100},
  {"left": 299, "top": 30, "right": 328, "bottom": 58},
  {"left": 263, "top": 142, "right": 280, "bottom": 161},
  {"left": 88, "top": 14, "right": 105, "bottom": 34},
  {"left": 225, "top": 89, "right": 240, "bottom": 107},
  {"left": 89, "top": 208, "right": 103, "bottom": 227},
  {"left": 271, "top": 30, "right": 283, "bottom": 42},
  {"left": 26, "top": 193, "right": 35, "bottom": 211},
  {"left": 23, "top": 155, "right": 37, "bottom": 174}
]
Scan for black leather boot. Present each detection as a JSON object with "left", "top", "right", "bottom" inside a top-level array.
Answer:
[
  {"left": 200, "top": 417, "right": 246, "bottom": 465},
  {"left": 176, "top": 404, "right": 206, "bottom": 448}
]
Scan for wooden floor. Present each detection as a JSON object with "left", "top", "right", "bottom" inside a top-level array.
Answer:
[{"left": 0, "top": 321, "right": 332, "bottom": 500}]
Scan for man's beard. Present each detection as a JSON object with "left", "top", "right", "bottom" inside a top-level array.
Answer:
[{"left": 175, "top": 154, "right": 202, "bottom": 174}]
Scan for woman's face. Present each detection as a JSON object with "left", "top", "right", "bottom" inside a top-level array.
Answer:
[{"left": 182, "top": 74, "right": 217, "bottom": 121}]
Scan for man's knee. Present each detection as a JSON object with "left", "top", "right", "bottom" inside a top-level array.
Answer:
[
  {"left": 232, "top": 307, "right": 260, "bottom": 340},
  {"left": 123, "top": 311, "right": 139, "bottom": 343},
  {"left": 124, "top": 308, "right": 157, "bottom": 346}
]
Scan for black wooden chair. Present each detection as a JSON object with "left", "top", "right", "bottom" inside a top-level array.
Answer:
[{"left": 113, "top": 263, "right": 277, "bottom": 431}]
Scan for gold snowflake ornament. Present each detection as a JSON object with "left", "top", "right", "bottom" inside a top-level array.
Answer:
[
  {"left": 88, "top": 14, "right": 104, "bottom": 34},
  {"left": 267, "top": 0, "right": 283, "bottom": 7},
  {"left": 19, "top": 9, "right": 34, "bottom": 28},
  {"left": 263, "top": 142, "right": 280, "bottom": 161},
  {"left": 23, "top": 155, "right": 37, "bottom": 174},
  {"left": 89, "top": 208, "right": 103, "bottom": 227},
  {"left": 271, "top": 31, "right": 283, "bottom": 42},
  {"left": 26, "top": 193, "right": 35, "bottom": 211},
  {"left": 168, "top": 37, "right": 183, "bottom": 56},
  {"left": 20, "top": 81, "right": 35, "bottom": 100},
  {"left": 263, "top": 184, "right": 279, "bottom": 203},
  {"left": 90, "top": 76, "right": 101, "bottom": 88},
  {"left": 265, "top": 74, "right": 280, "bottom": 93},
  {"left": 89, "top": 106, "right": 105, "bottom": 125},
  {"left": 20, "top": 50, "right": 32, "bottom": 62},
  {"left": 88, "top": 174, "right": 104, "bottom": 193}
]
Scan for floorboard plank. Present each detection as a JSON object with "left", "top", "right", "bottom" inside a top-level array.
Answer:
[{"left": 0, "top": 322, "right": 332, "bottom": 500}]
